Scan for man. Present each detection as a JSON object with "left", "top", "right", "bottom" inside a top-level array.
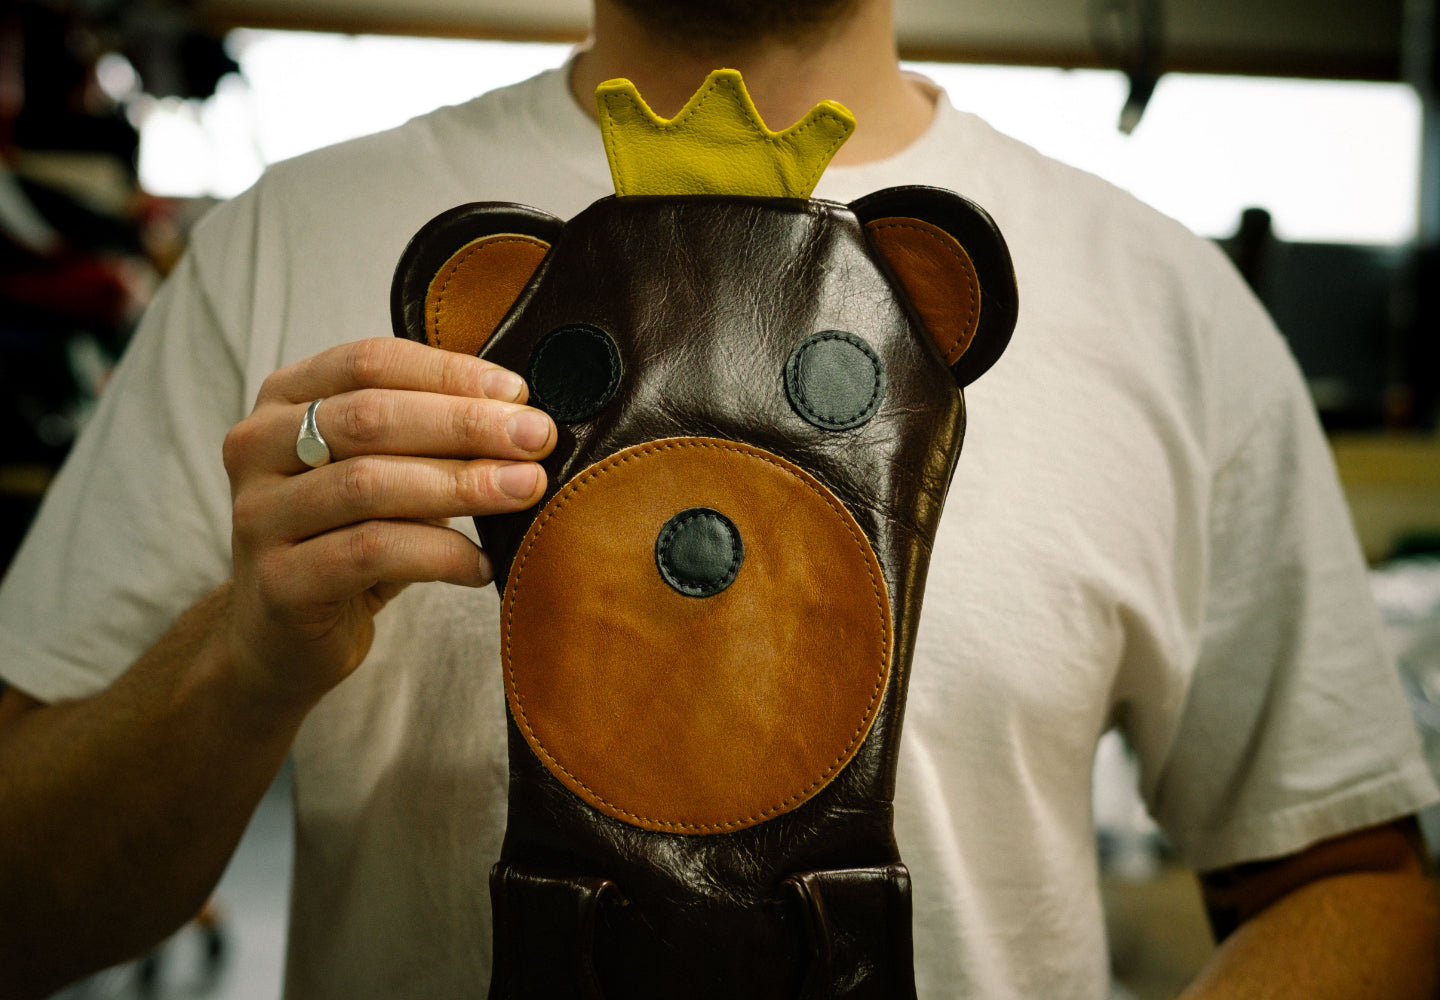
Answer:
[{"left": 1, "top": 0, "right": 1436, "bottom": 996}]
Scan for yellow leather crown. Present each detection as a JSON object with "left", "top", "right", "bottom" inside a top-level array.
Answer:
[{"left": 596, "top": 68, "right": 855, "bottom": 199}]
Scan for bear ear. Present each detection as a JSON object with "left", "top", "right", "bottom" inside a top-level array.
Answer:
[
  {"left": 391, "top": 202, "right": 565, "bottom": 357},
  {"left": 850, "top": 186, "right": 1018, "bottom": 388}
]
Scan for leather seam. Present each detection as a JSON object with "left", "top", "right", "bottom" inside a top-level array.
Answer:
[
  {"left": 503, "top": 437, "right": 891, "bottom": 833},
  {"left": 527, "top": 324, "right": 623, "bottom": 423},
  {"left": 787, "top": 331, "right": 884, "bottom": 430},
  {"left": 430, "top": 235, "right": 545, "bottom": 351},
  {"left": 655, "top": 507, "right": 743, "bottom": 596},
  {"left": 602, "top": 74, "right": 853, "bottom": 197},
  {"left": 866, "top": 220, "right": 979, "bottom": 365}
]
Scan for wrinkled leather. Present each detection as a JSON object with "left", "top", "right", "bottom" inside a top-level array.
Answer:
[
  {"left": 489, "top": 861, "right": 621, "bottom": 999},
  {"left": 475, "top": 196, "right": 962, "bottom": 999},
  {"left": 784, "top": 864, "right": 918, "bottom": 1000},
  {"left": 392, "top": 187, "right": 1017, "bottom": 997}
]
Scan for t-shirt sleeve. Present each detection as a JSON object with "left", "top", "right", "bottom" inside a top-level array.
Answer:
[
  {"left": 0, "top": 239, "right": 245, "bottom": 703},
  {"left": 1145, "top": 353, "right": 1439, "bottom": 872}
]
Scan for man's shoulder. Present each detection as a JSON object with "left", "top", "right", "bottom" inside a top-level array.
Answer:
[
  {"left": 185, "top": 67, "right": 610, "bottom": 276},
  {"left": 830, "top": 95, "right": 1211, "bottom": 277},
  {"left": 261, "top": 69, "right": 561, "bottom": 196}
]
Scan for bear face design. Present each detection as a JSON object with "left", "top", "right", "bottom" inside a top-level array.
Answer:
[{"left": 391, "top": 72, "right": 1017, "bottom": 1000}]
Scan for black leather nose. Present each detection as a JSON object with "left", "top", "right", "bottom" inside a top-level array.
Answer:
[{"left": 655, "top": 507, "right": 744, "bottom": 598}]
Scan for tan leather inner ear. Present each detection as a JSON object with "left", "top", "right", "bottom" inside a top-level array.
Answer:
[
  {"left": 424, "top": 234, "right": 550, "bottom": 356},
  {"left": 502, "top": 437, "right": 893, "bottom": 835},
  {"left": 865, "top": 216, "right": 980, "bottom": 367}
]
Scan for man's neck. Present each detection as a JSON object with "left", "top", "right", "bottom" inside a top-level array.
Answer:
[{"left": 570, "top": 0, "right": 934, "bottom": 166}]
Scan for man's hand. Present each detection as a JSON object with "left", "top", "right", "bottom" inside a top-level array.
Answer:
[
  {"left": 221, "top": 337, "right": 555, "bottom": 710},
  {"left": 0, "top": 338, "right": 557, "bottom": 997}
]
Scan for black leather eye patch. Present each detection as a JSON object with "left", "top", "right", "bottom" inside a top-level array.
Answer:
[
  {"left": 785, "top": 330, "right": 885, "bottom": 431},
  {"left": 527, "top": 323, "right": 624, "bottom": 424}
]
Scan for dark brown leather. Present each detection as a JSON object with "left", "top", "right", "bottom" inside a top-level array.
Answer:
[
  {"left": 489, "top": 861, "right": 621, "bottom": 999},
  {"left": 851, "top": 187, "right": 1017, "bottom": 389},
  {"left": 391, "top": 189, "right": 1017, "bottom": 999},
  {"left": 390, "top": 202, "right": 563, "bottom": 350},
  {"left": 784, "top": 864, "right": 918, "bottom": 1000}
]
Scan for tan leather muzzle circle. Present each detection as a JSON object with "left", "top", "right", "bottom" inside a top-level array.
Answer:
[{"left": 501, "top": 437, "right": 893, "bottom": 834}]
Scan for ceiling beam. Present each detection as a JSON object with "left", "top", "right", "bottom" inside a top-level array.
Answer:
[{"left": 197, "top": 0, "right": 1407, "bottom": 82}]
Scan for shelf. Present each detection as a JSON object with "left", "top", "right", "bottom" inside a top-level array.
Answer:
[{"left": 1331, "top": 433, "right": 1440, "bottom": 563}]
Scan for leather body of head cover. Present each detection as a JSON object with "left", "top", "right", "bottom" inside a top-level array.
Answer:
[{"left": 392, "top": 69, "right": 1018, "bottom": 999}]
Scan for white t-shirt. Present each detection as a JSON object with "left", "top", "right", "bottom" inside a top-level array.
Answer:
[{"left": 2, "top": 65, "right": 1435, "bottom": 998}]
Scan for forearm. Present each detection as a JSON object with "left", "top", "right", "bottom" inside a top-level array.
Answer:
[
  {"left": 0, "top": 340, "right": 550, "bottom": 998},
  {"left": 1179, "top": 866, "right": 1440, "bottom": 999},
  {"left": 0, "top": 583, "right": 313, "bottom": 998}
]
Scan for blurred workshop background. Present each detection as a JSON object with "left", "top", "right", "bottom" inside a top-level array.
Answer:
[{"left": 2, "top": 0, "right": 1439, "bottom": 997}]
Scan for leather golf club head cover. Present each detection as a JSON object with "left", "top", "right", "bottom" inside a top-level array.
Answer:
[{"left": 391, "top": 69, "right": 1018, "bottom": 1000}]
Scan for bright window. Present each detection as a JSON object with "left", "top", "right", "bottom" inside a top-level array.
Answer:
[
  {"left": 133, "top": 32, "right": 572, "bottom": 198},
  {"left": 911, "top": 62, "right": 1422, "bottom": 245},
  {"left": 132, "top": 31, "right": 1422, "bottom": 246}
]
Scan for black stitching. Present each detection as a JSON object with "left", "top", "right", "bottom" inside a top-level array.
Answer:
[
  {"left": 784, "top": 330, "right": 885, "bottom": 431},
  {"left": 527, "top": 324, "right": 623, "bottom": 424},
  {"left": 655, "top": 507, "right": 744, "bottom": 598}
]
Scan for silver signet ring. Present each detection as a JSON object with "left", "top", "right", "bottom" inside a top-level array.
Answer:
[{"left": 296, "top": 399, "right": 333, "bottom": 468}]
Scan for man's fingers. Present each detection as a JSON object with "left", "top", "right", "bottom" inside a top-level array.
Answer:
[
  {"left": 223, "top": 339, "right": 554, "bottom": 484},
  {"left": 257, "top": 338, "right": 528, "bottom": 407},
  {"left": 236, "top": 455, "right": 548, "bottom": 544},
  {"left": 254, "top": 520, "right": 495, "bottom": 611},
  {"left": 222, "top": 341, "right": 543, "bottom": 698},
  {"left": 226, "top": 389, "right": 555, "bottom": 477},
  {"left": 309, "top": 388, "right": 555, "bottom": 465}
]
